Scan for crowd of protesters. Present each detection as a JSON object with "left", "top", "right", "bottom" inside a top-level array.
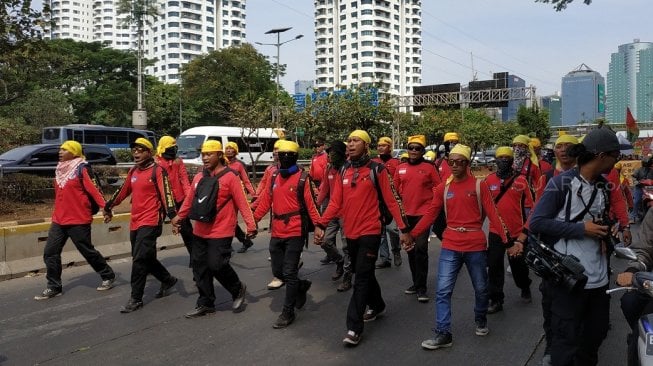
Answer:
[{"left": 35, "top": 126, "right": 648, "bottom": 366}]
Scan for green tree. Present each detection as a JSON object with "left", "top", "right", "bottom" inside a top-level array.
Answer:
[
  {"left": 0, "top": 117, "right": 40, "bottom": 152},
  {"left": 182, "top": 44, "right": 277, "bottom": 126},
  {"left": 515, "top": 104, "right": 551, "bottom": 142},
  {"left": 0, "top": 0, "right": 50, "bottom": 53},
  {"left": 536, "top": 0, "right": 592, "bottom": 11},
  {"left": 0, "top": 88, "right": 74, "bottom": 127}
]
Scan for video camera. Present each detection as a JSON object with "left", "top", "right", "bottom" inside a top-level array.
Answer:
[{"left": 524, "top": 235, "right": 588, "bottom": 293}]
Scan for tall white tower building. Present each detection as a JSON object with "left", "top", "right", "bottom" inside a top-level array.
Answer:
[
  {"left": 46, "top": 0, "right": 247, "bottom": 83},
  {"left": 314, "top": 0, "right": 422, "bottom": 96}
]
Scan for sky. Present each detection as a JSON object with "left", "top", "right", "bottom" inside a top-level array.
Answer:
[{"left": 246, "top": 0, "right": 652, "bottom": 97}]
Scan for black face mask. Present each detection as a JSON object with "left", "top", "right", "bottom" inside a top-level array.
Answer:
[
  {"left": 496, "top": 158, "right": 514, "bottom": 179},
  {"left": 330, "top": 152, "right": 346, "bottom": 169},
  {"left": 278, "top": 152, "right": 298, "bottom": 170},
  {"left": 162, "top": 146, "right": 178, "bottom": 160}
]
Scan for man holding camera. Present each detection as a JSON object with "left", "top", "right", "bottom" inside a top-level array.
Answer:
[{"left": 530, "top": 128, "right": 621, "bottom": 366}]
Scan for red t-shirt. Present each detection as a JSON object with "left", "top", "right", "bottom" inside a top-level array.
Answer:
[
  {"left": 485, "top": 173, "right": 533, "bottom": 238},
  {"left": 317, "top": 166, "right": 339, "bottom": 206},
  {"left": 156, "top": 157, "right": 190, "bottom": 204},
  {"left": 178, "top": 167, "right": 256, "bottom": 239},
  {"left": 52, "top": 166, "right": 106, "bottom": 225},
  {"left": 393, "top": 161, "right": 441, "bottom": 216},
  {"left": 309, "top": 152, "right": 328, "bottom": 184},
  {"left": 372, "top": 156, "right": 400, "bottom": 177},
  {"left": 228, "top": 158, "right": 256, "bottom": 196}
]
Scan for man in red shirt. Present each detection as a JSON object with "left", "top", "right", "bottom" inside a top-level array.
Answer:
[
  {"left": 317, "top": 129, "right": 411, "bottom": 347},
  {"left": 309, "top": 137, "right": 328, "bottom": 188},
  {"left": 432, "top": 132, "right": 459, "bottom": 239},
  {"left": 372, "top": 136, "right": 402, "bottom": 268},
  {"left": 155, "top": 136, "right": 192, "bottom": 261},
  {"left": 530, "top": 137, "right": 553, "bottom": 176},
  {"left": 254, "top": 140, "right": 324, "bottom": 329},
  {"left": 409, "top": 144, "right": 509, "bottom": 350},
  {"left": 484, "top": 147, "right": 533, "bottom": 314},
  {"left": 393, "top": 134, "right": 441, "bottom": 302},
  {"left": 104, "top": 138, "right": 178, "bottom": 313},
  {"left": 224, "top": 141, "right": 257, "bottom": 253},
  {"left": 512, "top": 135, "right": 541, "bottom": 200},
  {"left": 35, "top": 141, "right": 116, "bottom": 300},
  {"left": 172, "top": 140, "right": 255, "bottom": 318}
]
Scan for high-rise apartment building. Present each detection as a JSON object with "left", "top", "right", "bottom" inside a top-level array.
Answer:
[
  {"left": 561, "top": 64, "right": 605, "bottom": 125},
  {"left": 607, "top": 39, "right": 653, "bottom": 123},
  {"left": 46, "top": 0, "right": 247, "bottom": 83},
  {"left": 314, "top": 0, "right": 422, "bottom": 96}
]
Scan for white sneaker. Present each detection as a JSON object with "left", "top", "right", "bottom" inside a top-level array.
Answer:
[
  {"left": 267, "top": 277, "right": 285, "bottom": 290},
  {"left": 97, "top": 278, "right": 115, "bottom": 291}
]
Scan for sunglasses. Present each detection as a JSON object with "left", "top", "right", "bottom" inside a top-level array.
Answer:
[
  {"left": 447, "top": 158, "right": 468, "bottom": 167},
  {"left": 131, "top": 147, "right": 148, "bottom": 153},
  {"left": 407, "top": 145, "right": 423, "bottom": 152}
]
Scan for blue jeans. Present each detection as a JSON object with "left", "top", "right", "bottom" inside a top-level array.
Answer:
[
  {"left": 379, "top": 220, "right": 400, "bottom": 262},
  {"left": 435, "top": 248, "right": 488, "bottom": 334}
]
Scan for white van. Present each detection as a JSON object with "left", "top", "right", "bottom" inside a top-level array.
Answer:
[{"left": 177, "top": 126, "right": 283, "bottom": 167}]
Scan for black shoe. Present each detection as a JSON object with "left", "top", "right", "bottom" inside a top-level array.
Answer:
[
  {"left": 343, "top": 330, "right": 362, "bottom": 346},
  {"left": 237, "top": 239, "right": 254, "bottom": 253},
  {"left": 421, "top": 332, "right": 452, "bottom": 350},
  {"left": 295, "top": 280, "right": 312, "bottom": 309},
  {"left": 417, "top": 291, "right": 430, "bottom": 303},
  {"left": 337, "top": 272, "right": 352, "bottom": 292},
  {"left": 120, "top": 298, "right": 143, "bottom": 313},
  {"left": 521, "top": 288, "right": 532, "bottom": 304},
  {"left": 320, "top": 256, "right": 334, "bottom": 265},
  {"left": 273, "top": 311, "right": 295, "bottom": 329},
  {"left": 232, "top": 283, "right": 247, "bottom": 311},
  {"left": 404, "top": 285, "right": 417, "bottom": 295},
  {"left": 487, "top": 300, "right": 503, "bottom": 314},
  {"left": 332, "top": 259, "right": 345, "bottom": 281},
  {"left": 393, "top": 252, "right": 402, "bottom": 266},
  {"left": 375, "top": 261, "right": 391, "bottom": 269},
  {"left": 155, "top": 277, "right": 178, "bottom": 299},
  {"left": 185, "top": 305, "right": 216, "bottom": 318}
]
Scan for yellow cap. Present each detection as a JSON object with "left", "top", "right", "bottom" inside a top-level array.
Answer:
[
  {"left": 348, "top": 130, "right": 371, "bottom": 144},
  {"left": 60, "top": 140, "right": 84, "bottom": 158},
  {"left": 156, "top": 136, "right": 176, "bottom": 156},
  {"left": 555, "top": 135, "right": 579, "bottom": 145},
  {"left": 444, "top": 132, "right": 460, "bottom": 142},
  {"left": 273, "top": 139, "right": 284, "bottom": 149},
  {"left": 378, "top": 136, "right": 392, "bottom": 146},
  {"left": 400, "top": 152, "right": 409, "bottom": 159},
  {"left": 225, "top": 141, "right": 239, "bottom": 154},
  {"left": 277, "top": 140, "right": 300, "bottom": 153},
  {"left": 450, "top": 144, "right": 471, "bottom": 160},
  {"left": 201, "top": 140, "right": 223, "bottom": 153},
  {"left": 512, "top": 135, "right": 531, "bottom": 146},
  {"left": 273, "top": 128, "right": 285, "bottom": 139},
  {"left": 529, "top": 137, "right": 541, "bottom": 148},
  {"left": 408, "top": 134, "right": 427, "bottom": 147},
  {"left": 495, "top": 146, "right": 513, "bottom": 158},
  {"left": 131, "top": 137, "right": 154, "bottom": 152},
  {"left": 424, "top": 150, "right": 436, "bottom": 160}
]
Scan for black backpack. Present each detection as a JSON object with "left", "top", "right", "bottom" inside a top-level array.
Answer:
[
  {"left": 77, "top": 163, "right": 103, "bottom": 215},
  {"left": 269, "top": 170, "right": 316, "bottom": 239},
  {"left": 188, "top": 167, "right": 233, "bottom": 223}
]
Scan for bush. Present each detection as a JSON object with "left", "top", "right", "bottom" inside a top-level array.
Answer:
[
  {"left": 114, "top": 149, "right": 133, "bottom": 163},
  {"left": 0, "top": 173, "right": 53, "bottom": 207}
]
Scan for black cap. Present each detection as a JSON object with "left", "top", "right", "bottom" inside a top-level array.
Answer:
[
  {"left": 582, "top": 128, "right": 620, "bottom": 154},
  {"left": 326, "top": 140, "right": 346, "bottom": 156}
]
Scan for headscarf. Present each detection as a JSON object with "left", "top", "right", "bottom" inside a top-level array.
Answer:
[
  {"left": 156, "top": 136, "right": 177, "bottom": 157},
  {"left": 495, "top": 146, "right": 514, "bottom": 179},
  {"left": 348, "top": 130, "right": 371, "bottom": 144},
  {"left": 225, "top": 141, "right": 239, "bottom": 154},
  {"left": 56, "top": 141, "right": 86, "bottom": 188}
]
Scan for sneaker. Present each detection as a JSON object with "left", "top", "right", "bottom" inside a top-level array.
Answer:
[
  {"left": 34, "top": 288, "right": 62, "bottom": 301},
  {"left": 232, "top": 283, "right": 247, "bottom": 311},
  {"left": 120, "top": 298, "right": 143, "bottom": 313},
  {"left": 273, "top": 311, "right": 296, "bottom": 329},
  {"left": 267, "top": 277, "right": 285, "bottom": 290},
  {"left": 342, "top": 330, "right": 361, "bottom": 346},
  {"left": 96, "top": 278, "right": 115, "bottom": 291},
  {"left": 363, "top": 307, "right": 386, "bottom": 322},
  {"left": 332, "top": 259, "right": 345, "bottom": 281},
  {"left": 404, "top": 285, "right": 417, "bottom": 295},
  {"left": 185, "top": 305, "right": 216, "bottom": 319},
  {"left": 155, "top": 277, "right": 178, "bottom": 298},
  {"left": 320, "top": 255, "right": 334, "bottom": 265},
  {"left": 521, "top": 288, "right": 532, "bottom": 304},
  {"left": 237, "top": 239, "right": 253, "bottom": 253},
  {"left": 393, "top": 252, "right": 402, "bottom": 266},
  {"left": 337, "top": 274, "right": 352, "bottom": 292},
  {"left": 421, "top": 332, "right": 453, "bottom": 350},
  {"left": 487, "top": 300, "right": 503, "bottom": 314},
  {"left": 375, "top": 261, "right": 391, "bottom": 269},
  {"left": 417, "top": 291, "right": 429, "bottom": 303},
  {"left": 295, "top": 280, "right": 312, "bottom": 309},
  {"left": 475, "top": 322, "right": 489, "bottom": 336}
]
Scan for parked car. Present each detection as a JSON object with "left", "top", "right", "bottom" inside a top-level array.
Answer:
[
  {"left": 472, "top": 152, "right": 496, "bottom": 167},
  {"left": 0, "top": 144, "right": 117, "bottom": 176}
]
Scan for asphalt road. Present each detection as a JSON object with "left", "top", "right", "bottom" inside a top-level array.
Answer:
[{"left": 0, "top": 231, "right": 635, "bottom": 366}]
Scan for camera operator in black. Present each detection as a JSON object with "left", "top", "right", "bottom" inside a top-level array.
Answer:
[
  {"left": 530, "top": 128, "right": 621, "bottom": 366},
  {"left": 618, "top": 207, "right": 653, "bottom": 366}
]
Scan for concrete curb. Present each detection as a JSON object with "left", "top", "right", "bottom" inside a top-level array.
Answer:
[{"left": 0, "top": 213, "right": 270, "bottom": 282}]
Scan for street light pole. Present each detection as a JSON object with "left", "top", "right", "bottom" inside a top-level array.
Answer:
[{"left": 256, "top": 27, "right": 303, "bottom": 126}]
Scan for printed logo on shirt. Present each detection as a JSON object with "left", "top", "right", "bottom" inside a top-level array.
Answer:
[
  {"left": 398, "top": 168, "right": 407, "bottom": 175},
  {"left": 343, "top": 178, "right": 350, "bottom": 185},
  {"left": 489, "top": 184, "right": 499, "bottom": 191},
  {"left": 328, "top": 174, "right": 334, "bottom": 180},
  {"left": 446, "top": 191, "right": 454, "bottom": 199},
  {"left": 131, "top": 175, "right": 137, "bottom": 183},
  {"left": 197, "top": 196, "right": 208, "bottom": 203}
]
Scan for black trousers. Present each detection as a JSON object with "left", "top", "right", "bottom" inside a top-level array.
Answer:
[
  {"left": 129, "top": 225, "right": 174, "bottom": 301},
  {"left": 406, "top": 216, "right": 429, "bottom": 292},
  {"left": 487, "top": 233, "right": 531, "bottom": 303},
  {"left": 549, "top": 282, "right": 610, "bottom": 366},
  {"left": 347, "top": 235, "right": 385, "bottom": 334},
  {"left": 43, "top": 223, "right": 115, "bottom": 290},
  {"left": 540, "top": 279, "right": 553, "bottom": 355},
  {"left": 270, "top": 236, "right": 305, "bottom": 313},
  {"left": 192, "top": 236, "right": 242, "bottom": 308}
]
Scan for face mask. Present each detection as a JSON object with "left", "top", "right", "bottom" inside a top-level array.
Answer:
[
  {"left": 496, "top": 158, "right": 513, "bottom": 179},
  {"left": 513, "top": 146, "right": 528, "bottom": 158},
  {"left": 162, "top": 146, "right": 177, "bottom": 160},
  {"left": 278, "top": 152, "right": 298, "bottom": 170}
]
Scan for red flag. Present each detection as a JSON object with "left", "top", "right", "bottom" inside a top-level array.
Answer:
[{"left": 626, "top": 107, "right": 639, "bottom": 143}]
